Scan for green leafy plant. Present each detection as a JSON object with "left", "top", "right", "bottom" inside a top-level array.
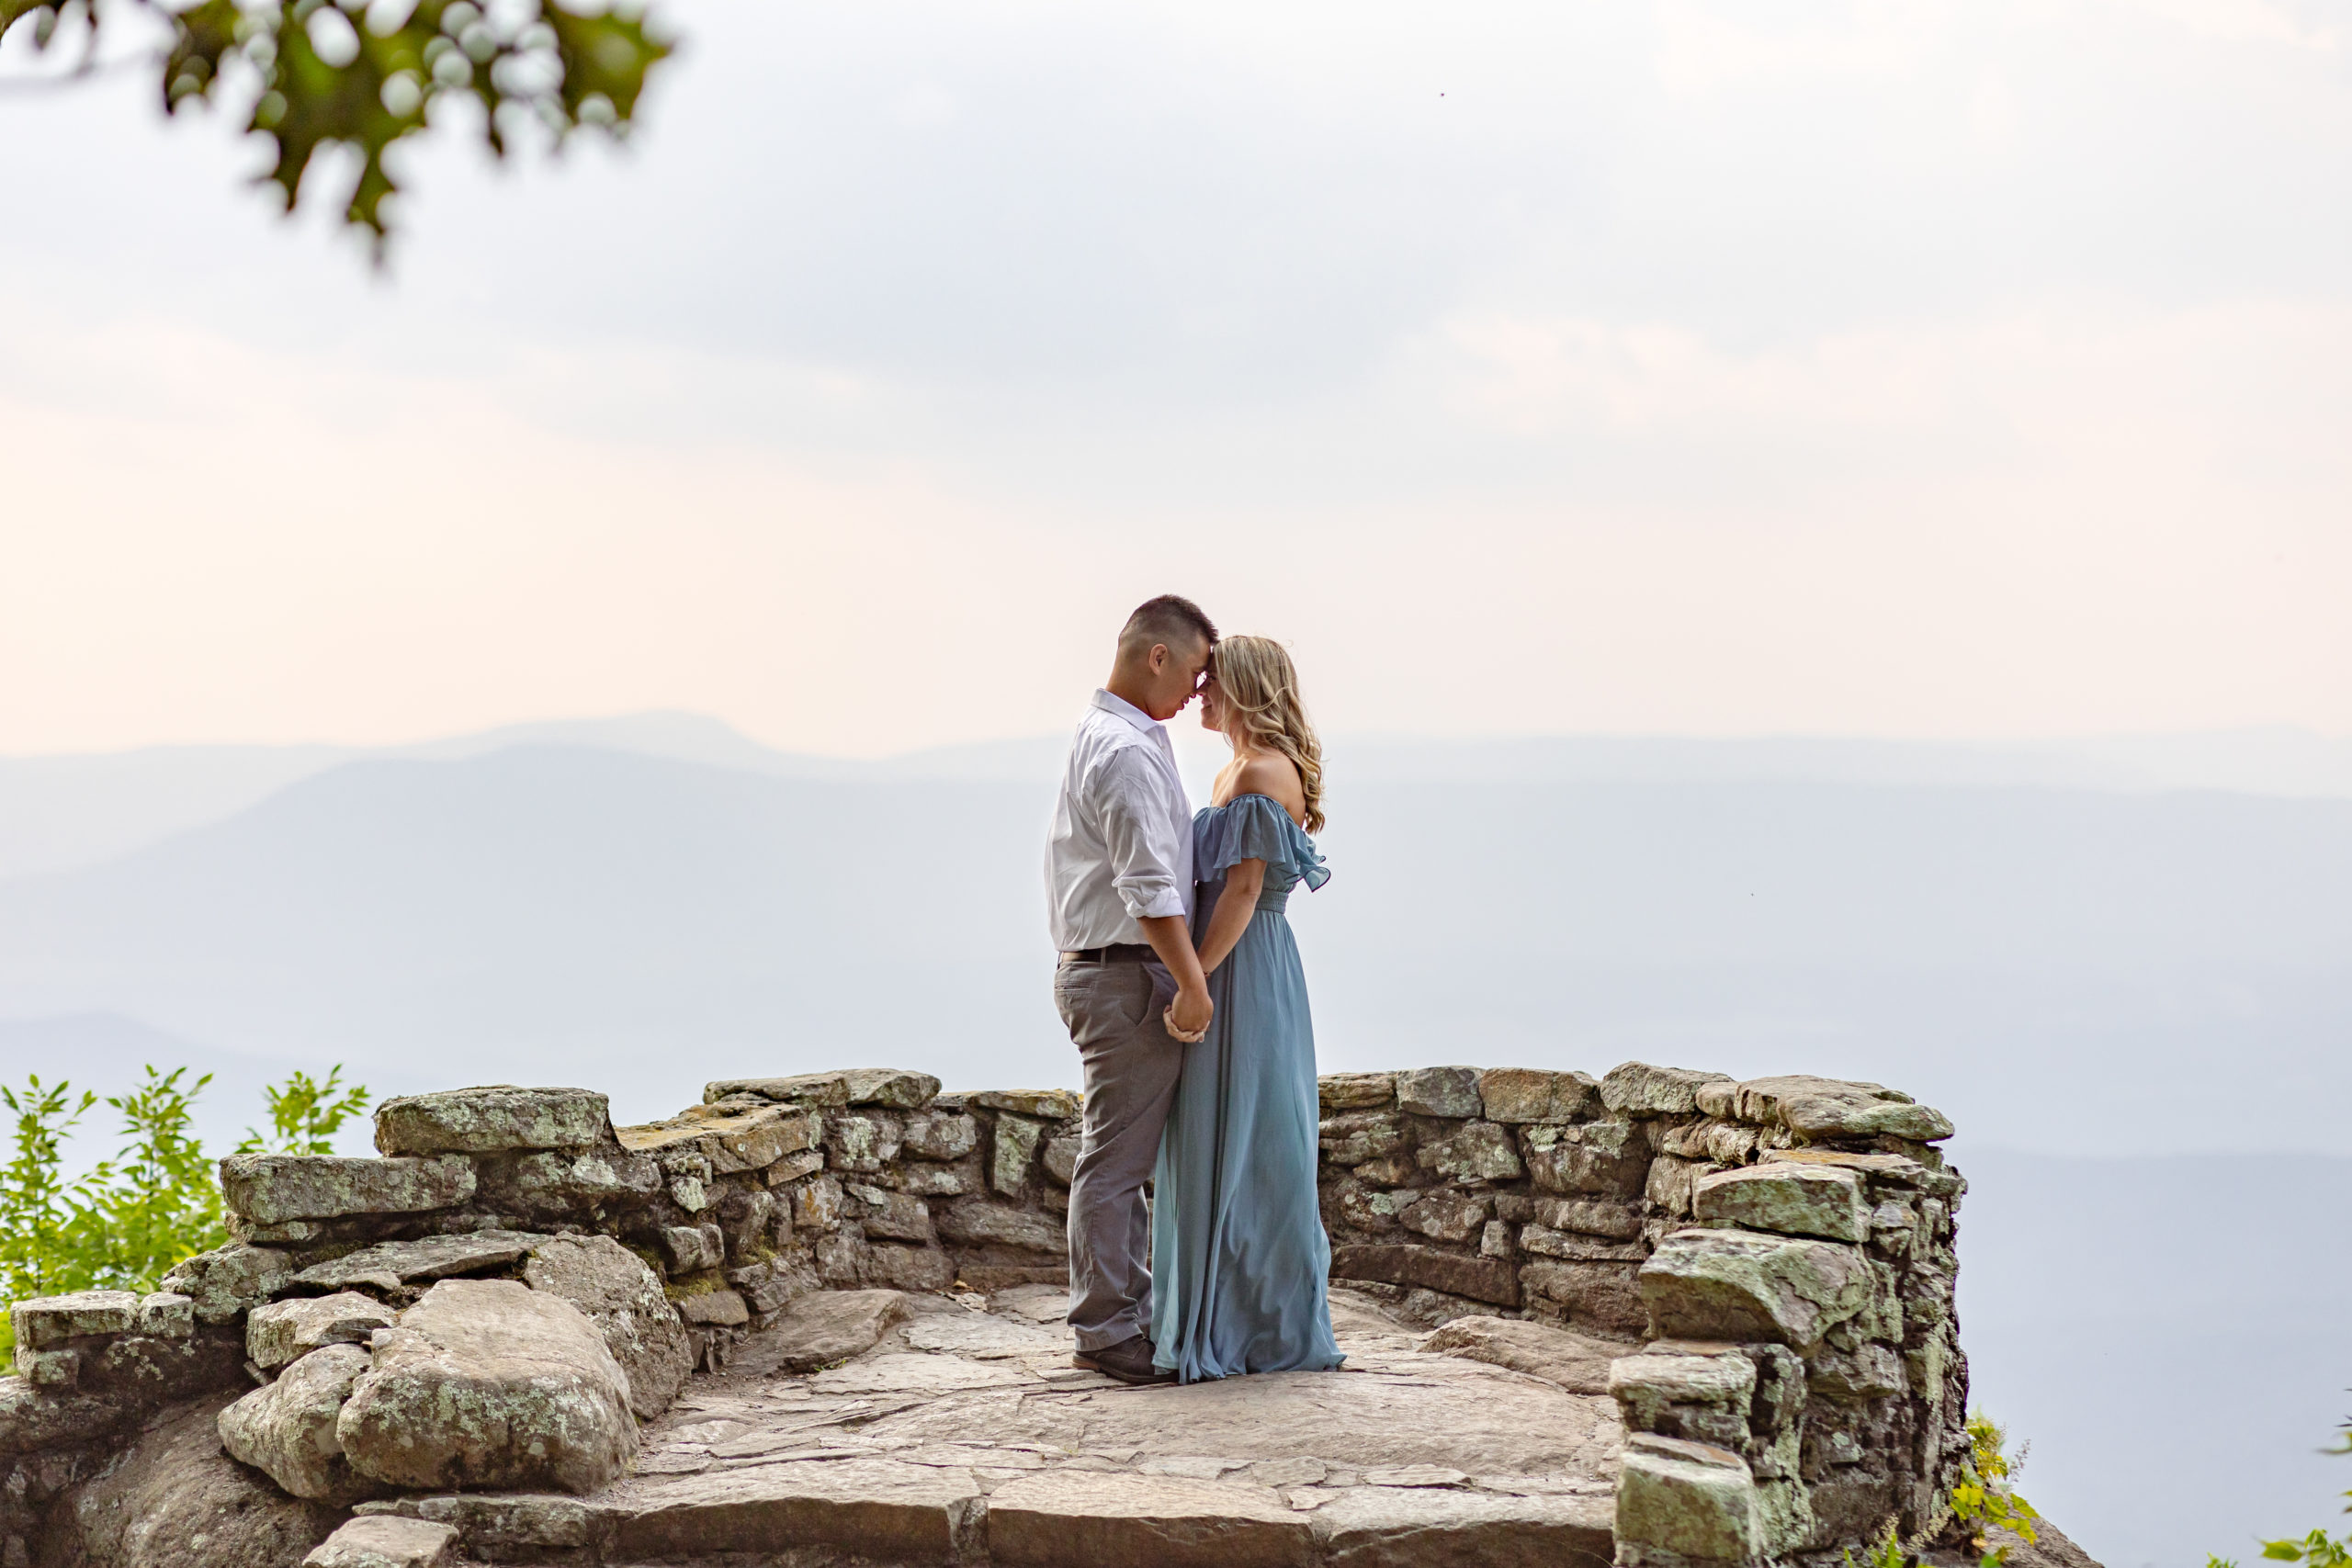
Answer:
[
  {"left": 2228, "top": 1407, "right": 2352, "bottom": 1567},
  {"left": 1843, "top": 1523, "right": 1908, "bottom": 1568},
  {"left": 0, "top": 1064, "right": 368, "bottom": 1357},
  {"left": 1950, "top": 1410, "right": 2041, "bottom": 1567},
  {"left": 238, "top": 1065, "right": 370, "bottom": 1156},
  {"left": 0, "top": 0, "right": 673, "bottom": 252}
]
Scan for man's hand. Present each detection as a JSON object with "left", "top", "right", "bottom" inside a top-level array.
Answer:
[
  {"left": 1136, "top": 914, "right": 1213, "bottom": 1044},
  {"left": 1167, "top": 984, "right": 1213, "bottom": 1042}
]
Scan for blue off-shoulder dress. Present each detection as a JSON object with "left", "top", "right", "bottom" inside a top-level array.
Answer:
[{"left": 1150, "top": 793, "right": 1344, "bottom": 1382}]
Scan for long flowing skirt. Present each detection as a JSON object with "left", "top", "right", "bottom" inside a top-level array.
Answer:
[{"left": 1149, "top": 899, "right": 1343, "bottom": 1382}]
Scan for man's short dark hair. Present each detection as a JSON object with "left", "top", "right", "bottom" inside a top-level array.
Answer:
[{"left": 1120, "top": 594, "right": 1218, "bottom": 653}]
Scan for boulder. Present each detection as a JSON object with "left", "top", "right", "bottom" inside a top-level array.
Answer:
[
  {"left": 247, "top": 1294, "right": 398, "bottom": 1372},
  {"left": 1394, "top": 1066, "right": 1482, "bottom": 1119},
  {"left": 217, "top": 1342, "right": 380, "bottom": 1504},
  {"left": 1614, "top": 1433, "right": 1762, "bottom": 1562},
  {"left": 1600, "top": 1063, "right": 1735, "bottom": 1117},
  {"left": 303, "top": 1516, "right": 458, "bottom": 1568},
  {"left": 289, "top": 1230, "right": 548, "bottom": 1294},
  {"left": 1638, "top": 1228, "right": 1873, "bottom": 1347},
  {"left": 1316, "top": 1073, "right": 1396, "bottom": 1111},
  {"left": 1692, "top": 1162, "right": 1869, "bottom": 1243},
  {"left": 521, "top": 1234, "right": 692, "bottom": 1420},
  {"left": 219, "top": 1155, "right": 474, "bottom": 1226},
  {"left": 373, "top": 1087, "right": 612, "bottom": 1156},
  {"left": 62, "top": 1391, "right": 343, "bottom": 1568},
  {"left": 336, "top": 1279, "right": 638, "bottom": 1495},
  {"left": 729, "top": 1289, "right": 909, "bottom": 1375},
  {"left": 1414, "top": 1315, "right": 1623, "bottom": 1393},
  {"left": 1477, "top": 1066, "right": 1600, "bottom": 1124},
  {"left": 1731, "top": 1075, "right": 1954, "bottom": 1143}
]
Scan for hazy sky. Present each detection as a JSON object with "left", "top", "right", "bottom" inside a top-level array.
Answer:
[{"left": 4, "top": 0, "right": 2348, "bottom": 756}]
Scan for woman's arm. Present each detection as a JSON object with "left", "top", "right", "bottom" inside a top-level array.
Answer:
[{"left": 1194, "top": 858, "right": 1266, "bottom": 975}]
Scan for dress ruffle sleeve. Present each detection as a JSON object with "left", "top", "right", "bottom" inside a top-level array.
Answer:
[{"left": 1195, "top": 794, "right": 1330, "bottom": 891}]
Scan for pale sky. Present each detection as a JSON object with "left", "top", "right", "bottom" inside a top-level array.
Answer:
[{"left": 3, "top": 0, "right": 2347, "bottom": 757}]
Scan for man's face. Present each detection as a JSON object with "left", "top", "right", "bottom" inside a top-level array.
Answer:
[{"left": 1140, "top": 637, "right": 1214, "bottom": 722}]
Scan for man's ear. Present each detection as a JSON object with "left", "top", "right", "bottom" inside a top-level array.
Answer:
[{"left": 1146, "top": 643, "right": 1170, "bottom": 673}]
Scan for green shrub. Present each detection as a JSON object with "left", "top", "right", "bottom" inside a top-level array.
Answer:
[{"left": 0, "top": 1065, "right": 369, "bottom": 1359}]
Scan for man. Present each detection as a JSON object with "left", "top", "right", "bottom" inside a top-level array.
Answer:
[{"left": 1045, "top": 593, "right": 1218, "bottom": 1386}]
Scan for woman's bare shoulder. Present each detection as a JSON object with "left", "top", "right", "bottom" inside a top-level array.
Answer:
[{"left": 1234, "top": 752, "right": 1306, "bottom": 823}]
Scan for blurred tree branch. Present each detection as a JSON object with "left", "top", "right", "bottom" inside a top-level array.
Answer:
[{"left": 0, "top": 0, "right": 673, "bottom": 257}]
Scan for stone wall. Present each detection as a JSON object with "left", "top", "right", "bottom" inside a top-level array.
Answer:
[{"left": 0, "top": 1060, "right": 1971, "bottom": 1567}]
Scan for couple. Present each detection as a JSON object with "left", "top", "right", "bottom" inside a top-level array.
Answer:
[{"left": 1045, "top": 594, "right": 1342, "bottom": 1387}]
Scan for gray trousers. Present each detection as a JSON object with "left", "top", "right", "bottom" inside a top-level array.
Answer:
[{"left": 1052, "top": 956, "right": 1183, "bottom": 1353}]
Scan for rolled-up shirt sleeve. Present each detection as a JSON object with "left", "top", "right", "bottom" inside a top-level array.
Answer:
[{"left": 1096, "top": 747, "right": 1189, "bottom": 921}]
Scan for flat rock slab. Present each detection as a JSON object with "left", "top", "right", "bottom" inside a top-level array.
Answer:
[
  {"left": 604, "top": 1455, "right": 982, "bottom": 1562},
  {"left": 402, "top": 1290, "right": 1624, "bottom": 1568},
  {"left": 810, "top": 1351, "right": 1034, "bottom": 1395},
  {"left": 989, "top": 1284, "right": 1070, "bottom": 1324},
  {"left": 373, "top": 1086, "right": 612, "bottom": 1156},
  {"left": 303, "top": 1515, "right": 459, "bottom": 1568},
  {"left": 989, "top": 1471, "right": 1315, "bottom": 1568},
  {"left": 290, "top": 1230, "right": 548, "bottom": 1294},
  {"left": 247, "top": 1292, "right": 398, "bottom": 1371},
  {"left": 1020, "top": 1357, "right": 1621, "bottom": 1476},
  {"left": 1312, "top": 1485, "right": 1613, "bottom": 1567},
  {"left": 1414, "top": 1316, "right": 1629, "bottom": 1395},
  {"left": 731, "top": 1288, "right": 909, "bottom": 1375},
  {"left": 903, "top": 1312, "right": 1070, "bottom": 1359}
]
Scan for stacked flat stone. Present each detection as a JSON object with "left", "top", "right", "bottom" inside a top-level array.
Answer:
[{"left": 0, "top": 1062, "right": 1967, "bottom": 1568}]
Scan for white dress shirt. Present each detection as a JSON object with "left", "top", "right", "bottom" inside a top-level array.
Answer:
[{"left": 1046, "top": 690, "right": 1195, "bottom": 952}]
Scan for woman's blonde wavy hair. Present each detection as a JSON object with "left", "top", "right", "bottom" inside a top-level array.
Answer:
[{"left": 1210, "top": 635, "right": 1326, "bottom": 833}]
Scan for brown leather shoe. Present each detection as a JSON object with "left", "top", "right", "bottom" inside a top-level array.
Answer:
[{"left": 1071, "top": 1333, "right": 1173, "bottom": 1386}]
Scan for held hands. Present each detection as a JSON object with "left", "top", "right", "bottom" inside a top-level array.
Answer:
[{"left": 1164, "top": 986, "right": 1213, "bottom": 1043}]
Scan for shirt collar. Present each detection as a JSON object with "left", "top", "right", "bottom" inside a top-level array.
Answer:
[{"left": 1091, "top": 688, "right": 1163, "bottom": 737}]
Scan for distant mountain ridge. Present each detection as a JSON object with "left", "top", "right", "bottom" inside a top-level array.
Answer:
[{"left": 5, "top": 711, "right": 2348, "bottom": 881}]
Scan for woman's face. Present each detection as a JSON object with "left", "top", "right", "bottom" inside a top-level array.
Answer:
[{"left": 1198, "top": 675, "right": 1227, "bottom": 735}]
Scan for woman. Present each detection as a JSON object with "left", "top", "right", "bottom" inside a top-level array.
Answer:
[{"left": 1149, "top": 635, "right": 1343, "bottom": 1382}]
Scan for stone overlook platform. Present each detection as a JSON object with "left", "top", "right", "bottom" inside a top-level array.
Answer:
[{"left": 0, "top": 1063, "right": 2098, "bottom": 1568}]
